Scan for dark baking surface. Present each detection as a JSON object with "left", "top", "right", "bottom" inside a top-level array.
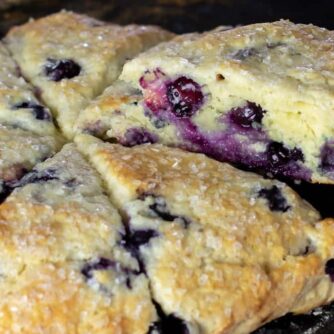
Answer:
[{"left": 1, "top": 0, "right": 334, "bottom": 333}]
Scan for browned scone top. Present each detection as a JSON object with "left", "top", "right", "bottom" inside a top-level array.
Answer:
[
  {"left": 76, "top": 134, "right": 334, "bottom": 334},
  {"left": 5, "top": 10, "right": 174, "bottom": 138}
]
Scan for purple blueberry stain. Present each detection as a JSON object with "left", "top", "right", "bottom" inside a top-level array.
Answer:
[
  {"left": 119, "top": 127, "right": 158, "bottom": 147},
  {"left": 139, "top": 68, "right": 312, "bottom": 181},
  {"left": 320, "top": 141, "right": 334, "bottom": 176},
  {"left": 14, "top": 101, "right": 51, "bottom": 121},
  {"left": 44, "top": 58, "right": 81, "bottom": 81},
  {"left": 325, "top": 259, "right": 334, "bottom": 282},
  {"left": 258, "top": 185, "right": 291, "bottom": 212}
]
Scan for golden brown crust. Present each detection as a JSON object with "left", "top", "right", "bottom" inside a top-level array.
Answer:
[
  {"left": 5, "top": 10, "right": 174, "bottom": 138},
  {"left": 76, "top": 134, "right": 334, "bottom": 334}
]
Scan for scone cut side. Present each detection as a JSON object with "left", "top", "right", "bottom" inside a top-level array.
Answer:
[
  {"left": 76, "top": 134, "right": 334, "bottom": 334},
  {"left": 75, "top": 20, "right": 334, "bottom": 184},
  {"left": 0, "top": 143, "right": 158, "bottom": 334},
  {"left": 5, "top": 10, "right": 174, "bottom": 138}
]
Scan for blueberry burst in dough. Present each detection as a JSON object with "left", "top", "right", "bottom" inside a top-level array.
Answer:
[
  {"left": 76, "top": 21, "right": 334, "bottom": 184},
  {"left": 76, "top": 134, "right": 334, "bottom": 334}
]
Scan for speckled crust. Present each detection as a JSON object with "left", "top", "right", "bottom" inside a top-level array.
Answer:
[
  {"left": 76, "top": 134, "right": 334, "bottom": 334},
  {"left": 75, "top": 21, "right": 334, "bottom": 184},
  {"left": 5, "top": 10, "right": 174, "bottom": 138},
  {"left": 0, "top": 124, "right": 62, "bottom": 197},
  {"left": 0, "top": 143, "right": 158, "bottom": 333},
  {"left": 0, "top": 42, "right": 56, "bottom": 136}
]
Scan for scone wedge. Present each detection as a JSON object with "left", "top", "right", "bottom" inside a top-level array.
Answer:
[
  {"left": 76, "top": 21, "right": 334, "bottom": 184},
  {"left": 5, "top": 10, "right": 174, "bottom": 138},
  {"left": 76, "top": 134, "right": 334, "bottom": 334},
  {"left": 0, "top": 144, "right": 158, "bottom": 333}
]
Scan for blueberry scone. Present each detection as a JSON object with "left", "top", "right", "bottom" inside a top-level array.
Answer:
[
  {"left": 76, "top": 21, "right": 334, "bottom": 184},
  {"left": 76, "top": 134, "right": 334, "bottom": 334},
  {"left": 5, "top": 11, "right": 174, "bottom": 138},
  {"left": 0, "top": 41, "right": 56, "bottom": 136},
  {"left": 0, "top": 143, "right": 158, "bottom": 333},
  {"left": 0, "top": 124, "right": 61, "bottom": 204}
]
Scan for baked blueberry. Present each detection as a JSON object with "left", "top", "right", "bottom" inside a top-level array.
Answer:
[
  {"left": 44, "top": 58, "right": 81, "bottom": 82},
  {"left": 258, "top": 185, "right": 291, "bottom": 212},
  {"left": 229, "top": 102, "right": 266, "bottom": 129},
  {"left": 166, "top": 76, "right": 204, "bottom": 118},
  {"left": 14, "top": 101, "right": 51, "bottom": 121},
  {"left": 121, "top": 229, "right": 159, "bottom": 258},
  {"left": 120, "top": 127, "right": 158, "bottom": 147},
  {"left": 267, "top": 142, "right": 304, "bottom": 167},
  {"left": 320, "top": 141, "right": 334, "bottom": 172}
]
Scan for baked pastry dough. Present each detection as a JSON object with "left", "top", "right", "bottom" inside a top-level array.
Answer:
[
  {"left": 76, "top": 134, "right": 334, "bottom": 334},
  {"left": 0, "top": 124, "right": 61, "bottom": 204},
  {"left": 5, "top": 11, "right": 173, "bottom": 138},
  {"left": 76, "top": 21, "right": 334, "bottom": 184},
  {"left": 0, "top": 144, "right": 157, "bottom": 333},
  {"left": 0, "top": 42, "right": 57, "bottom": 136}
]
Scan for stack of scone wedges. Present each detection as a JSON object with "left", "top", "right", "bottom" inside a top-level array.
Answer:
[{"left": 0, "top": 9, "right": 334, "bottom": 334}]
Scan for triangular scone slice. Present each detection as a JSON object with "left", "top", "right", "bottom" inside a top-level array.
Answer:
[
  {"left": 0, "top": 143, "right": 125, "bottom": 276},
  {"left": 0, "top": 42, "right": 57, "bottom": 136},
  {"left": 75, "top": 21, "right": 334, "bottom": 184},
  {"left": 5, "top": 11, "right": 174, "bottom": 138},
  {"left": 76, "top": 134, "right": 334, "bottom": 334},
  {"left": 0, "top": 124, "right": 62, "bottom": 203},
  {"left": 0, "top": 260, "right": 157, "bottom": 334}
]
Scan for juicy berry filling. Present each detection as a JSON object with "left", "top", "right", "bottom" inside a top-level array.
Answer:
[
  {"left": 44, "top": 58, "right": 81, "bottom": 81},
  {"left": 267, "top": 142, "right": 304, "bottom": 168},
  {"left": 14, "top": 101, "right": 51, "bottom": 121},
  {"left": 320, "top": 141, "right": 334, "bottom": 177},
  {"left": 258, "top": 186, "right": 290, "bottom": 212},
  {"left": 139, "top": 69, "right": 311, "bottom": 181},
  {"left": 325, "top": 259, "right": 334, "bottom": 282},
  {"left": 166, "top": 77, "right": 204, "bottom": 118},
  {"left": 119, "top": 127, "right": 158, "bottom": 147},
  {"left": 230, "top": 102, "right": 266, "bottom": 129}
]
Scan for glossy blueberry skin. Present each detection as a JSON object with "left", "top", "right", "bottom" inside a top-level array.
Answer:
[
  {"left": 44, "top": 58, "right": 81, "bottom": 81},
  {"left": 258, "top": 185, "right": 291, "bottom": 212},
  {"left": 166, "top": 76, "right": 204, "bottom": 118},
  {"left": 229, "top": 102, "right": 266, "bottom": 129},
  {"left": 14, "top": 101, "right": 51, "bottom": 121}
]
